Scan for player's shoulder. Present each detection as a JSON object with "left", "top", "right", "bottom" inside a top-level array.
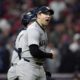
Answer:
[
  {"left": 16, "top": 29, "right": 26, "bottom": 39},
  {"left": 19, "top": 29, "right": 26, "bottom": 35},
  {"left": 27, "top": 21, "right": 38, "bottom": 30}
]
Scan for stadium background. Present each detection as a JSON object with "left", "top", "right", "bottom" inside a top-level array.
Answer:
[{"left": 0, "top": 0, "right": 80, "bottom": 80}]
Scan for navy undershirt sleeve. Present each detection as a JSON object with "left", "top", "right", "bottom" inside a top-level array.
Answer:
[{"left": 29, "top": 44, "right": 53, "bottom": 59}]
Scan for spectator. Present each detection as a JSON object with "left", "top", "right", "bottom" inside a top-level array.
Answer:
[
  {"left": 49, "top": 0, "right": 66, "bottom": 20},
  {"left": 0, "top": 35, "right": 10, "bottom": 73},
  {"left": 58, "top": 33, "right": 75, "bottom": 73},
  {"left": 69, "top": 33, "right": 80, "bottom": 71},
  {"left": 65, "top": 13, "right": 75, "bottom": 37},
  {"left": 50, "top": 20, "right": 65, "bottom": 48}
]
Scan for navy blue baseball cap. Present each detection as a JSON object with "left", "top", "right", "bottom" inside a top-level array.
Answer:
[
  {"left": 38, "top": 6, "right": 54, "bottom": 15},
  {"left": 21, "top": 11, "right": 36, "bottom": 26},
  {"left": 21, "top": 7, "right": 40, "bottom": 26}
]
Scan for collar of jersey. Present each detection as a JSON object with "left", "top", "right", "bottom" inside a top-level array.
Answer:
[{"left": 36, "top": 21, "right": 45, "bottom": 32}]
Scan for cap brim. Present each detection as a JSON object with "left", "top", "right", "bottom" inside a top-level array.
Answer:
[
  {"left": 38, "top": 7, "right": 54, "bottom": 15},
  {"left": 47, "top": 9, "right": 54, "bottom": 15},
  {"left": 41, "top": 9, "right": 54, "bottom": 15}
]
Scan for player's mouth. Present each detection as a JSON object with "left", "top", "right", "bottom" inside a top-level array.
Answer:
[{"left": 45, "top": 19, "right": 50, "bottom": 23}]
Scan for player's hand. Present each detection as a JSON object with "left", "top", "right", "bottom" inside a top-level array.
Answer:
[{"left": 50, "top": 49, "right": 57, "bottom": 59}]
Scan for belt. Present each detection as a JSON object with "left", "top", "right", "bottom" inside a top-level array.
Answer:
[
  {"left": 23, "top": 58, "right": 43, "bottom": 66},
  {"left": 11, "top": 63, "right": 17, "bottom": 66},
  {"left": 24, "top": 58, "right": 30, "bottom": 62}
]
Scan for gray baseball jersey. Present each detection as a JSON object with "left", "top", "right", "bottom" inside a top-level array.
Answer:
[
  {"left": 16, "top": 21, "right": 48, "bottom": 80},
  {"left": 11, "top": 30, "right": 26, "bottom": 64},
  {"left": 7, "top": 29, "right": 26, "bottom": 80},
  {"left": 21, "top": 21, "right": 48, "bottom": 58}
]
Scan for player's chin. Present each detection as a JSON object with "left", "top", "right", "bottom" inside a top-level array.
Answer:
[
  {"left": 45, "top": 22, "right": 49, "bottom": 25},
  {"left": 43, "top": 21, "right": 50, "bottom": 26}
]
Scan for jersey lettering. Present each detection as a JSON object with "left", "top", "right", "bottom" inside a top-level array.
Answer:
[{"left": 39, "top": 40, "right": 46, "bottom": 46}]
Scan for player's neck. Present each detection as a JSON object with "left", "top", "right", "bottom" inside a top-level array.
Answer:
[{"left": 36, "top": 19, "right": 46, "bottom": 30}]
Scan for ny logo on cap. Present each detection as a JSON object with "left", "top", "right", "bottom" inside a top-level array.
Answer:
[
  {"left": 27, "top": 12, "right": 32, "bottom": 16},
  {"left": 46, "top": 7, "right": 50, "bottom": 10}
]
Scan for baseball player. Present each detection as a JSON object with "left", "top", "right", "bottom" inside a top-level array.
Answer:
[
  {"left": 7, "top": 9, "right": 37, "bottom": 80},
  {"left": 16, "top": 6, "right": 55, "bottom": 80}
]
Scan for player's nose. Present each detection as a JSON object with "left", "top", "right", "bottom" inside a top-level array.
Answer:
[
  {"left": 46, "top": 14, "right": 52, "bottom": 19},
  {"left": 46, "top": 16, "right": 51, "bottom": 20}
]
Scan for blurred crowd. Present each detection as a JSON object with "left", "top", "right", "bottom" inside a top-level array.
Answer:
[{"left": 0, "top": 0, "right": 80, "bottom": 74}]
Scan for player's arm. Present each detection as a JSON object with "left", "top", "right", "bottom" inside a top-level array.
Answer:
[
  {"left": 27, "top": 28, "right": 54, "bottom": 59},
  {"left": 29, "top": 44, "right": 53, "bottom": 59}
]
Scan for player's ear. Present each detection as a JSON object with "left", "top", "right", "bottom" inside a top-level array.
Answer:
[{"left": 36, "top": 12, "right": 41, "bottom": 19}]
